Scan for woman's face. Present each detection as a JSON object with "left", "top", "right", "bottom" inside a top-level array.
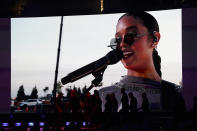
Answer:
[{"left": 116, "top": 16, "right": 153, "bottom": 72}]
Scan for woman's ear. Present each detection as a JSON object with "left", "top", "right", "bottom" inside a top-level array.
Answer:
[{"left": 152, "top": 31, "right": 160, "bottom": 48}]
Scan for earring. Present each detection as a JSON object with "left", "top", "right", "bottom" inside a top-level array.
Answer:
[{"left": 152, "top": 31, "right": 158, "bottom": 43}]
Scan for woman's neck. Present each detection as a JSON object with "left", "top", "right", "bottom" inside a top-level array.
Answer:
[{"left": 127, "top": 69, "right": 161, "bottom": 82}]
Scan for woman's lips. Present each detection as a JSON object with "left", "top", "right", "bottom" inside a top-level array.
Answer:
[{"left": 122, "top": 51, "right": 134, "bottom": 59}]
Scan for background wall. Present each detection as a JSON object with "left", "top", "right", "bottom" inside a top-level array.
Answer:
[
  {"left": 0, "top": 18, "right": 11, "bottom": 112},
  {"left": 182, "top": 7, "right": 197, "bottom": 111}
]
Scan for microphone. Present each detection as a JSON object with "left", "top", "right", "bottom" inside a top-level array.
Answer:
[{"left": 61, "top": 49, "right": 123, "bottom": 85}]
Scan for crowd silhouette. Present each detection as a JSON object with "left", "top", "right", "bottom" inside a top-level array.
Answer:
[
  {"left": 16, "top": 87, "right": 196, "bottom": 113},
  {"left": 54, "top": 88, "right": 158, "bottom": 113}
]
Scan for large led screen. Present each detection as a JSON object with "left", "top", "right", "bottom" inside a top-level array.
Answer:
[{"left": 11, "top": 9, "right": 182, "bottom": 112}]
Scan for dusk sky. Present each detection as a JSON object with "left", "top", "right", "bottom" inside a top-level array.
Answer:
[{"left": 11, "top": 9, "right": 182, "bottom": 98}]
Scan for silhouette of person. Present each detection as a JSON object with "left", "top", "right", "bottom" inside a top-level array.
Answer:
[
  {"left": 83, "top": 92, "right": 93, "bottom": 113},
  {"left": 120, "top": 88, "right": 129, "bottom": 112},
  {"left": 55, "top": 92, "right": 64, "bottom": 113},
  {"left": 141, "top": 92, "right": 150, "bottom": 112},
  {"left": 69, "top": 90, "right": 81, "bottom": 112},
  {"left": 104, "top": 94, "right": 112, "bottom": 112},
  {"left": 111, "top": 93, "right": 118, "bottom": 112},
  {"left": 92, "top": 90, "right": 102, "bottom": 113},
  {"left": 128, "top": 92, "right": 137, "bottom": 112}
]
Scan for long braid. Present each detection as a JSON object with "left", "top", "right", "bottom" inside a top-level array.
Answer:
[{"left": 153, "top": 48, "right": 162, "bottom": 77}]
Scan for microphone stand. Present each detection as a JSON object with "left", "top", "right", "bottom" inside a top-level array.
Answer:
[
  {"left": 84, "top": 66, "right": 107, "bottom": 95},
  {"left": 52, "top": 16, "right": 64, "bottom": 104}
]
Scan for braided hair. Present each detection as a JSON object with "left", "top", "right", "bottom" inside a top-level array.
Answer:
[
  {"left": 118, "top": 11, "right": 162, "bottom": 77},
  {"left": 153, "top": 48, "right": 162, "bottom": 77}
]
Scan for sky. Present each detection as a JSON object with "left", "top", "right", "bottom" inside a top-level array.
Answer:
[{"left": 11, "top": 9, "right": 182, "bottom": 98}]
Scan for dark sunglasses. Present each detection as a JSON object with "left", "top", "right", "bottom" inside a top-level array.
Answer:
[{"left": 108, "top": 32, "right": 149, "bottom": 50}]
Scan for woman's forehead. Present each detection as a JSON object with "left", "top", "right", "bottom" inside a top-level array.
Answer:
[{"left": 116, "top": 16, "right": 146, "bottom": 34}]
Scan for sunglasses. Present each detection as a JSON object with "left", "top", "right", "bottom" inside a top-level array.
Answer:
[{"left": 108, "top": 32, "right": 149, "bottom": 50}]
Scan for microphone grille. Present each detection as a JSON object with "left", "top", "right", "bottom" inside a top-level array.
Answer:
[{"left": 106, "top": 49, "right": 123, "bottom": 65}]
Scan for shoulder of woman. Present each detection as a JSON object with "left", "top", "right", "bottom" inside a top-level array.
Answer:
[
  {"left": 161, "top": 79, "right": 182, "bottom": 93},
  {"left": 98, "top": 82, "right": 122, "bottom": 95},
  {"left": 98, "top": 84, "right": 119, "bottom": 92},
  {"left": 161, "top": 80, "right": 176, "bottom": 86},
  {"left": 161, "top": 80, "right": 186, "bottom": 112}
]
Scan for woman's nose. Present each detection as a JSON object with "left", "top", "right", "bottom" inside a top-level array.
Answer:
[{"left": 120, "top": 38, "right": 128, "bottom": 49}]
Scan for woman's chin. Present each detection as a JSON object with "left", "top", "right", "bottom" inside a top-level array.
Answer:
[
  {"left": 121, "top": 58, "right": 135, "bottom": 69},
  {"left": 125, "top": 65, "right": 135, "bottom": 70},
  {"left": 122, "top": 62, "right": 135, "bottom": 70}
]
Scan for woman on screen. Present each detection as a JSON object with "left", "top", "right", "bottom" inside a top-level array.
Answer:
[{"left": 99, "top": 11, "right": 186, "bottom": 112}]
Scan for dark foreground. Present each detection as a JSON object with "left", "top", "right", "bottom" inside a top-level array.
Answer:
[{"left": 0, "top": 112, "right": 197, "bottom": 131}]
